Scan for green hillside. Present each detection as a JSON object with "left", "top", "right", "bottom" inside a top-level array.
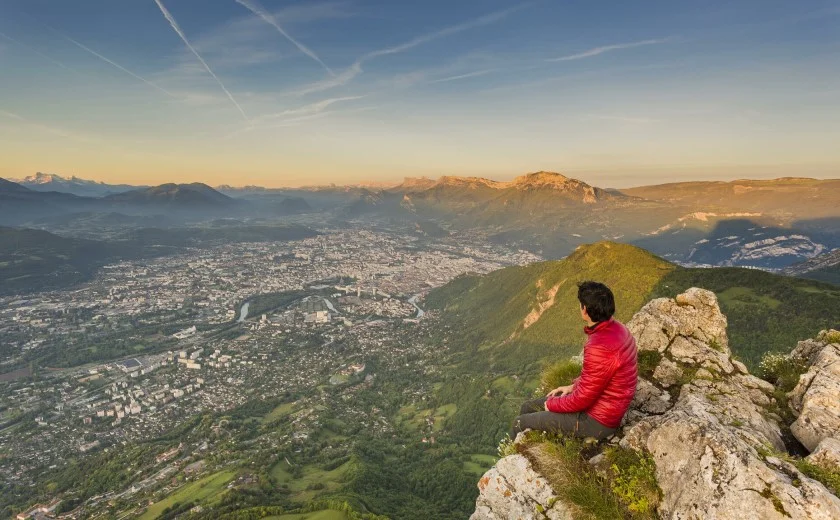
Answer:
[
  {"left": 425, "top": 241, "right": 676, "bottom": 373},
  {"left": 424, "top": 241, "right": 840, "bottom": 451},
  {"left": 428, "top": 241, "right": 840, "bottom": 372},
  {"left": 799, "top": 265, "right": 840, "bottom": 286},
  {"left": 650, "top": 268, "right": 840, "bottom": 367}
]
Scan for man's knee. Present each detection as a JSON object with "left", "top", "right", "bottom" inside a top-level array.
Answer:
[{"left": 520, "top": 398, "right": 545, "bottom": 415}]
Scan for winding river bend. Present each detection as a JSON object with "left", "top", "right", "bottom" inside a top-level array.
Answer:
[
  {"left": 237, "top": 301, "right": 250, "bottom": 323},
  {"left": 408, "top": 295, "right": 425, "bottom": 318}
]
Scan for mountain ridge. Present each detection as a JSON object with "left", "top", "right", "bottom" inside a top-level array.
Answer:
[
  {"left": 103, "top": 182, "right": 235, "bottom": 207},
  {"left": 10, "top": 172, "right": 143, "bottom": 197}
]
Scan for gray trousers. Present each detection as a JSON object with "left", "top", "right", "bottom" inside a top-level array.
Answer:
[{"left": 510, "top": 398, "right": 617, "bottom": 440}]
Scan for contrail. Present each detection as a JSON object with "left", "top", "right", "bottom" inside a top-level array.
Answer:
[
  {"left": 293, "top": 4, "right": 527, "bottom": 96},
  {"left": 0, "top": 29, "right": 75, "bottom": 72},
  {"left": 548, "top": 39, "right": 667, "bottom": 62},
  {"left": 429, "top": 69, "right": 497, "bottom": 84},
  {"left": 63, "top": 35, "right": 177, "bottom": 97},
  {"left": 365, "top": 5, "right": 525, "bottom": 61},
  {"left": 153, "top": 0, "right": 248, "bottom": 120},
  {"left": 234, "top": 0, "right": 334, "bottom": 76}
]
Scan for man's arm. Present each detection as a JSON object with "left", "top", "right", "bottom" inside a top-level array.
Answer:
[{"left": 546, "top": 345, "right": 617, "bottom": 413}]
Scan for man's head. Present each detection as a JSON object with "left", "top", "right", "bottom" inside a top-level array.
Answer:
[{"left": 577, "top": 281, "right": 615, "bottom": 325}]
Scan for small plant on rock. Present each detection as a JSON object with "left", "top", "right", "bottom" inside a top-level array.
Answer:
[
  {"left": 795, "top": 460, "right": 840, "bottom": 497},
  {"left": 604, "top": 446, "right": 663, "bottom": 517},
  {"left": 759, "top": 352, "right": 808, "bottom": 392},
  {"left": 821, "top": 330, "right": 840, "bottom": 344},
  {"left": 637, "top": 350, "right": 663, "bottom": 380},
  {"left": 497, "top": 435, "right": 518, "bottom": 457}
]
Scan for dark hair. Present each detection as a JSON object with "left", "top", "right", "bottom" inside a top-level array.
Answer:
[{"left": 577, "top": 281, "right": 615, "bottom": 323}]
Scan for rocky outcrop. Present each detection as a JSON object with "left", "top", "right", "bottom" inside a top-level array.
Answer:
[
  {"left": 471, "top": 289, "right": 840, "bottom": 519},
  {"left": 471, "top": 454, "right": 573, "bottom": 520},
  {"left": 788, "top": 331, "right": 840, "bottom": 452}
]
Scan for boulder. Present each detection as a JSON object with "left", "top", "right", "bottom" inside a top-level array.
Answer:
[
  {"left": 470, "top": 454, "right": 573, "bottom": 520},
  {"left": 789, "top": 343, "right": 840, "bottom": 452},
  {"left": 627, "top": 288, "right": 729, "bottom": 354},
  {"left": 622, "top": 403, "right": 840, "bottom": 519},
  {"left": 807, "top": 437, "right": 840, "bottom": 471}
]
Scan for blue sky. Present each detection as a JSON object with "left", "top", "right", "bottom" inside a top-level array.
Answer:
[{"left": 1, "top": 0, "right": 838, "bottom": 187}]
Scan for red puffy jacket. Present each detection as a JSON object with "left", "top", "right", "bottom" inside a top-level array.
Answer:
[{"left": 545, "top": 318, "right": 637, "bottom": 428}]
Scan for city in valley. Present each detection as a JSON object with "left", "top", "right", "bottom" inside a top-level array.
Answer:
[{"left": 1, "top": 226, "right": 538, "bottom": 518}]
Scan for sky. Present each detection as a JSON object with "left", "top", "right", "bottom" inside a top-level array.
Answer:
[{"left": 0, "top": 0, "right": 839, "bottom": 188}]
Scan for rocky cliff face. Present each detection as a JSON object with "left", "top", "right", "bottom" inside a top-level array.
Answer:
[{"left": 471, "top": 288, "right": 840, "bottom": 519}]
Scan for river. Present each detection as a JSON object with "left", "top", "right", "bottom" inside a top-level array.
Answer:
[
  {"left": 237, "top": 301, "right": 250, "bottom": 323},
  {"left": 408, "top": 295, "right": 425, "bottom": 318}
]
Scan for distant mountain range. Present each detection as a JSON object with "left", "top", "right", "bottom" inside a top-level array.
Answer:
[
  {"left": 4, "top": 171, "right": 840, "bottom": 270},
  {"left": 11, "top": 172, "right": 144, "bottom": 197},
  {"left": 0, "top": 178, "right": 239, "bottom": 224},
  {"left": 104, "top": 182, "right": 235, "bottom": 207}
]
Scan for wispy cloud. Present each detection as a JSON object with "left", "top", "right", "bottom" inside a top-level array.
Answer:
[
  {"left": 548, "top": 39, "right": 668, "bottom": 62},
  {"left": 223, "top": 96, "right": 369, "bottom": 139},
  {"left": 0, "top": 108, "right": 97, "bottom": 142},
  {"left": 60, "top": 33, "right": 177, "bottom": 97},
  {"left": 234, "top": 0, "right": 334, "bottom": 76},
  {"left": 293, "top": 4, "right": 527, "bottom": 96},
  {"left": 0, "top": 29, "right": 76, "bottom": 72},
  {"left": 293, "top": 61, "right": 363, "bottom": 96},
  {"left": 264, "top": 95, "right": 364, "bottom": 119},
  {"left": 153, "top": 0, "right": 248, "bottom": 120},
  {"left": 368, "top": 5, "right": 525, "bottom": 60},
  {"left": 429, "top": 69, "right": 497, "bottom": 84}
]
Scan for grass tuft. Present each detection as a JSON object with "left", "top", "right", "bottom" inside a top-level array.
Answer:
[
  {"left": 820, "top": 330, "right": 840, "bottom": 344},
  {"left": 604, "top": 447, "right": 662, "bottom": 517},
  {"left": 637, "top": 350, "right": 663, "bottom": 380},
  {"left": 516, "top": 432, "right": 660, "bottom": 519},
  {"left": 794, "top": 460, "right": 840, "bottom": 497},
  {"left": 755, "top": 446, "right": 840, "bottom": 498},
  {"left": 538, "top": 359, "right": 581, "bottom": 395}
]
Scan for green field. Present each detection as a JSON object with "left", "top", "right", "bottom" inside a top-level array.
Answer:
[
  {"left": 718, "top": 286, "right": 782, "bottom": 309},
  {"left": 432, "top": 404, "right": 458, "bottom": 432},
  {"left": 270, "top": 460, "right": 355, "bottom": 503},
  {"left": 262, "top": 402, "right": 298, "bottom": 424},
  {"left": 490, "top": 376, "right": 516, "bottom": 393},
  {"left": 395, "top": 403, "right": 457, "bottom": 433},
  {"left": 463, "top": 454, "right": 497, "bottom": 476},
  {"left": 139, "top": 469, "right": 237, "bottom": 520}
]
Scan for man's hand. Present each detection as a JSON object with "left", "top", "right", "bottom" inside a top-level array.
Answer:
[{"left": 546, "top": 385, "right": 573, "bottom": 398}]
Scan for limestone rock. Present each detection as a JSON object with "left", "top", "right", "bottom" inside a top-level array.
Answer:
[
  {"left": 789, "top": 343, "right": 840, "bottom": 452},
  {"left": 807, "top": 437, "right": 840, "bottom": 471},
  {"left": 470, "top": 454, "right": 573, "bottom": 520},
  {"left": 472, "top": 291, "right": 840, "bottom": 520},
  {"left": 622, "top": 405, "right": 840, "bottom": 519},
  {"left": 652, "top": 358, "right": 683, "bottom": 388},
  {"left": 790, "top": 338, "right": 830, "bottom": 365},
  {"left": 629, "top": 288, "right": 729, "bottom": 353}
]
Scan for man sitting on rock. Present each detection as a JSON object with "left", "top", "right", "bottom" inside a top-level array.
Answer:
[{"left": 510, "top": 281, "right": 638, "bottom": 441}]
